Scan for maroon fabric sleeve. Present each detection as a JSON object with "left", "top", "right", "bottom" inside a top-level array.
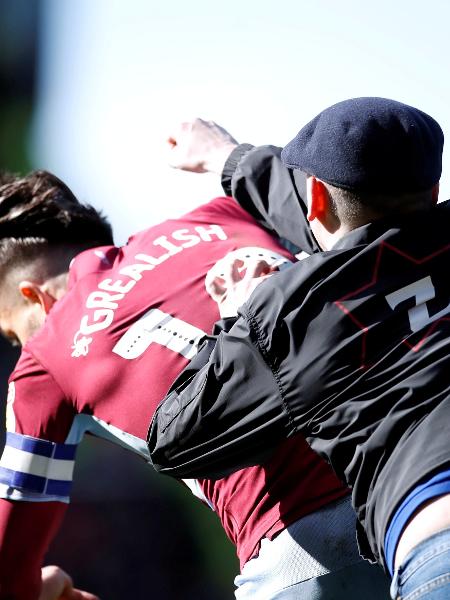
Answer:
[{"left": 0, "top": 499, "right": 67, "bottom": 599}]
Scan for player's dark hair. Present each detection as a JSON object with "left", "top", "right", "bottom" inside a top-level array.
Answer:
[
  {"left": 0, "top": 170, "right": 113, "bottom": 278},
  {"left": 0, "top": 170, "right": 113, "bottom": 244}
]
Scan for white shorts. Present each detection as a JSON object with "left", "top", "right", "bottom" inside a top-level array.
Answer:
[{"left": 235, "top": 496, "right": 390, "bottom": 599}]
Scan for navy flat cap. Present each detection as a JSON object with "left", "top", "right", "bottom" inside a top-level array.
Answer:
[{"left": 281, "top": 97, "right": 443, "bottom": 193}]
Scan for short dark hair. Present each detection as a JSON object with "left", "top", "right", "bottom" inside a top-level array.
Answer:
[
  {"left": 0, "top": 170, "right": 113, "bottom": 280},
  {"left": 322, "top": 180, "right": 436, "bottom": 227},
  {"left": 0, "top": 170, "right": 113, "bottom": 244}
]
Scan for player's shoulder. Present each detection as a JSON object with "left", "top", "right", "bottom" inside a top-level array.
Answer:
[
  {"left": 68, "top": 244, "right": 119, "bottom": 287},
  {"left": 123, "top": 197, "right": 256, "bottom": 249},
  {"left": 10, "top": 344, "right": 45, "bottom": 381},
  {"left": 180, "top": 196, "right": 253, "bottom": 224}
]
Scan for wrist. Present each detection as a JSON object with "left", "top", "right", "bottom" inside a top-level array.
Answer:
[{"left": 203, "top": 143, "right": 238, "bottom": 174}]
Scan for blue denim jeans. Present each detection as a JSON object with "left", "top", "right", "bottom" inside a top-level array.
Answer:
[{"left": 390, "top": 528, "right": 450, "bottom": 599}]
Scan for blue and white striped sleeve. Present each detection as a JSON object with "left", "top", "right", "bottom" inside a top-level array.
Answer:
[{"left": 0, "top": 432, "right": 78, "bottom": 503}]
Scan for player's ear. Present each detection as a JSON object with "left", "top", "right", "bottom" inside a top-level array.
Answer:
[
  {"left": 19, "top": 281, "right": 56, "bottom": 315},
  {"left": 307, "top": 177, "right": 330, "bottom": 222}
]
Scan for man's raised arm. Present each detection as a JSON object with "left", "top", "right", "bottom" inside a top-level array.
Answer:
[{"left": 166, "top": 119, "right": 320, "bottom": 254}]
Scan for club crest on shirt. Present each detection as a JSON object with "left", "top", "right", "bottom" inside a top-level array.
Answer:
[{"left": 71, "top": 332, "right": 94, "bottom": 357}]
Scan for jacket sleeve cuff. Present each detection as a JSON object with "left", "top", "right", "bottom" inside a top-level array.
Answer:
[{"left": 221, "top": 143, "right": 255, "bottom": 196}]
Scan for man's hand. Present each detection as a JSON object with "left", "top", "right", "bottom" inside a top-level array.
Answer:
[
  {"left": 206, "top": 257, "right": 275, "bottom": 318},
  {"left": 166, "top": 118, "right": 238, "bottom": 174},
  {"left": 39, "top": 566, "right": 99, "bottom": 600}
]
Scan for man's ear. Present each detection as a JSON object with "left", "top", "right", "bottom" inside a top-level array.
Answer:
[
  {"left": 307, "top": 177, "right": 330, "bottom": 222},
  {"left": 432, "top": 182, "right": 439, "bottom": 205},
  {"left": 19, "top": 281, "right": 56, "bottom": 315}
]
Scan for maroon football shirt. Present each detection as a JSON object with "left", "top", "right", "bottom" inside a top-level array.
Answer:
[{"left": 2, "top": 197, "right": 347, "bottom": 567}]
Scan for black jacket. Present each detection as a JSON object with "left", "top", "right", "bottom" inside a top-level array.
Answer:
[{"left": 149, "top": 144, "right": 450, "bottom": 568}]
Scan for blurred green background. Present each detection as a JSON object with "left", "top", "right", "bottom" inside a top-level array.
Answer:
[{"left": 0, "top": 1, "right": 238, "bottom": 597}]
